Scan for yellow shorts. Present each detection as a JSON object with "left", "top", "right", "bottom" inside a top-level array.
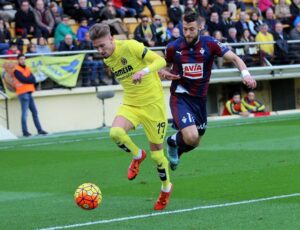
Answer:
[{"left": 116, "top": 98, "right": 167, "bottom": 144}]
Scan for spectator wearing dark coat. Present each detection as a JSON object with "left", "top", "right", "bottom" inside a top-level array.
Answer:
[
  {"left": 15, "top": 0, "right": 41, "bottom": 38},
  {"left": 134, "top": 15, "right": 157, "bottom": 47},
  {"left": 206, "top": 11, "right": 223, "bottom": 36},
  {"left": 211, "top": 0, "right": 228, "bottom": 16},
  {"left": 168, "top": 0, "right": 184, "bottom": 26},
  {"left": 62, "top": 0, "right": 80, "bottom": 20},
  {"left": 272, "top": 21, "right": 290, "bottom": 64},
  {"left": 58, "top": 34, "right": 79, "bottom": 51}
]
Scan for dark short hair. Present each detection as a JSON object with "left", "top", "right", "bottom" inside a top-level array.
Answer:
[
  {"left": 183, "top": 10, "right": 199, "bottom": 23},
  {"left": 17, "top": 54, "right": 25, "bottom": 59},
  {"left": 233, "top": 92, "right": 240, "bottom": 96}
]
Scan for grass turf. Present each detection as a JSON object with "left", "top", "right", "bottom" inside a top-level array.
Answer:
[{"left": 0, "top": 114, "right": 299, "bottom": 229}]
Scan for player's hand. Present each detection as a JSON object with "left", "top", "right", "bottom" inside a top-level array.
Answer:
[
  {"left": 132, "top": 70, "right": 146, "bottom": 84},
  {"left": 158, "top": 69, "right": 180, "bottom": 81},
  {"left": 243, "top": 75, "right": 256, "bottom": 89}
]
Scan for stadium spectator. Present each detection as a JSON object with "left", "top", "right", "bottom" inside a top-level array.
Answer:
[
  {"left": 133, "top": 15, "right": 157, "bottom": 47},
  {"left": 99, "top": 1, "right": 128, "bottom": 35},
  {"left": 166, "top": 20, "right": 175, "bottom": 38},
  {"left": 168, "top": 0, "right": 185, "bottom": 26},
  {"left": 6, "top": 40, "right": 21, "bottom": 60},
  {"left": 169, "top": 27, "right": 180, "bottom": 42},
  {"left": 77, "top": 0, "right": 97, "bottom": 25},
  {"left": 275, "top": 0, "right": 292, "bottom": 24},
  {"left": 212, "top": 30, "right": 226, "bottom": 69},
  {"left": 258, "top": 0, "right": 274, "bottom": 16},
  {"left": 58, "top": 34, "right": 79, "bottom": 51},
  {"left": 153, "top": 15, "right": 169, "bottom": 46},
  {"left": 255, "top": 23, "right": 274, "bottom": 65},
  {"left": 54, "top": 15, "right": 77, "bottom": 48},
  {"left": 13, "top": 54, "right": 48, "bottom": 137},
  {"left": 207, "top": 11, "right": 223, "bottom": 36},
  {"left": 62, "top": 0, "right": 80, "bottom": 20},
  {"left": 242, "top": 91, "right": 266, "bottom": 113},
  {"left": 15, "top": 0, "right": 41, "bottom": 38},
  {"left": 248, "top": 12, "right": 264, "bottom": 36},
  {"left": 36, "top": 36, "right": 51, "bottom": 53},
  {"left": 49, "top": 1, "right": 62, "bottom": 27},
  {"left": 88, "top": 0, "right": 105, "bottom": 18},
  {"left": 227, "top": 27, "right": 240, "bottom": 47},
  {"left": 235, "top": 11, "right": 250, "bottom": 39},
  {"left": 33, "top": 0, "right": 55, "bottom": 38},
  {"left": 185, "top": 0, "right": 197, "bottom": 13},
  {"left": 100, "top": 0, "right": 117, "bottom": 20},
  {"left": 240, "top": 29, "right": 257, "bottom": 66},
  {"left": 79, "top": 31, "right": 106, "bottom": 86},
  {"left": 211, "top": 0, "right": 228, "bottom": 16},
  {"left": 112, "top": 0, "right": 136, "bottom": 19},
  {"left": 26, "top": 42, "right": 37, "bottom": 54},
  {"left": 220, "top": 9, "right": 235, "bottom": 39},
  {"left": 89, "top": 23, "right": 173, "bottom": 210},
  {"left": 77, "top": 18, "right": 90, "bottom": 42},
  {"left": 197, "top": 0, "right": 211, "bottom": 20},
  {"left": 264, "top": 8, "right": 277, "bottom": 33},
  {"left": 228, "top": 0, "right": 246, "bottom": 15},
  {"left": 222, "top": 92, "right": 249, "bottom": 116},
  {"left": 0, "top": 18, "right": 11, "bottom": 54},
  {"left": 130, "top": 0, "right": 156, "bottom": 18},
  {"left": 272, "top": 21, "right": 290, "bottom": 64},
  {"left": 289, "top": 21, "right": 300, "bottom": 63}
]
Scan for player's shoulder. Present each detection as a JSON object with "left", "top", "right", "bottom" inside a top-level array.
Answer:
[{"left": 199, "top": 35, "right": 217, "bottom": 43}]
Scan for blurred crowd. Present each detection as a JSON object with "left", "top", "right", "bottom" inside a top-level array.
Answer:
[{"left": 1, "top": 0, "right": 300, "bottom": 87}]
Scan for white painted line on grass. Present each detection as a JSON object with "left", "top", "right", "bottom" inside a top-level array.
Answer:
[{"left": 38, "top": 193, "right": 300, "bottom": 230}]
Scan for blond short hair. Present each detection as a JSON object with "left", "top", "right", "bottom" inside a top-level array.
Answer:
[{"left": 89, "top": 23, "right": 111, "bottom": 41}]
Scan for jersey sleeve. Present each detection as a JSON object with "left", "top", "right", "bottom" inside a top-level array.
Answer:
[
  {"left": 128, "top": 40, "right": 166, "bottom": 73},
  {"left": 208, "top": 37, "right": 229, "bottom": 57},
  {"left": 165, "top": 42, "right": 175, "bottom": 63}
]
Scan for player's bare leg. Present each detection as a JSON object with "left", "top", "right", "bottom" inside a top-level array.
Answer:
[
  {"left": 109, "top": 116, "right": 147, "bottom": 180},
  {"left": 167, "top": 125, "right": 200, "bottom": 170},
  {"left": 150, "top": 142, "right": 173, "bottom": 210}
]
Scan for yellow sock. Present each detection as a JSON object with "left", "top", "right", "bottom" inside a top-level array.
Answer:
[
  {"left": 151, "top": 150, "right": 171, "bottom": 190},
  {"left": 109, "top": 127, "right": 139, "bottom": 157}
]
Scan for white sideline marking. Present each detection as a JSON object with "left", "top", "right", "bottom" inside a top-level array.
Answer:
[{"left": 39, "top": 193, "right": 300, "bottom": 230}]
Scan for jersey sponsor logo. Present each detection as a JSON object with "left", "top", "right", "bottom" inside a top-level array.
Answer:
[
  {"left": 182, "top": 63, "right": 203, "bottom": 79},
  {"left": 121, "top": 57, "right": 127, "bottom": 65},
  {"left": 113, "top": 65, "right": 133, "bottom": 77}
]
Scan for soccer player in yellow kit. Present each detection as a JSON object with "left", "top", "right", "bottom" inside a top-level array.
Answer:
[{"left": 89, "top": 23, "right": 174, "bottom": 210}]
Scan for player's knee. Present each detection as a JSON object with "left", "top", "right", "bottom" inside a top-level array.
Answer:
[
  {"left": 109, "top": 127, "right": 126, "bottom": 143},
  {"left": 183, "top": 132, "right": 200, "bottom": 147}
]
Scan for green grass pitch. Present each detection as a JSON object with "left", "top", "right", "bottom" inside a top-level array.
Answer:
[{"left": 0, "top": 114, "right": 300, "bottom": 230}]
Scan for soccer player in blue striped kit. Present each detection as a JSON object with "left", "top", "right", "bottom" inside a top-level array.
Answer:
[{"left": 159, "top": 10, "right": 257, "bottom": 170}]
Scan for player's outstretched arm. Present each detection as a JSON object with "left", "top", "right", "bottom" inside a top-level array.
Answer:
[
  {"left": 223, "top": 50, "right": 257, "bottom": 89},
  {"left": 158, "top": 69, "right": 180, "bottom": 81}
]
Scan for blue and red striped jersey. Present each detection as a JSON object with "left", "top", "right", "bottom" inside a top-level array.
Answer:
[{"left": 166, "top": 35, "right": 229, "bottom": 98}]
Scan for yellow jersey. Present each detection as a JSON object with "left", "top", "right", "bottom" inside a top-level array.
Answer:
[{"left": 104, "top": 40, "right": 166, "bottom": 106}]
